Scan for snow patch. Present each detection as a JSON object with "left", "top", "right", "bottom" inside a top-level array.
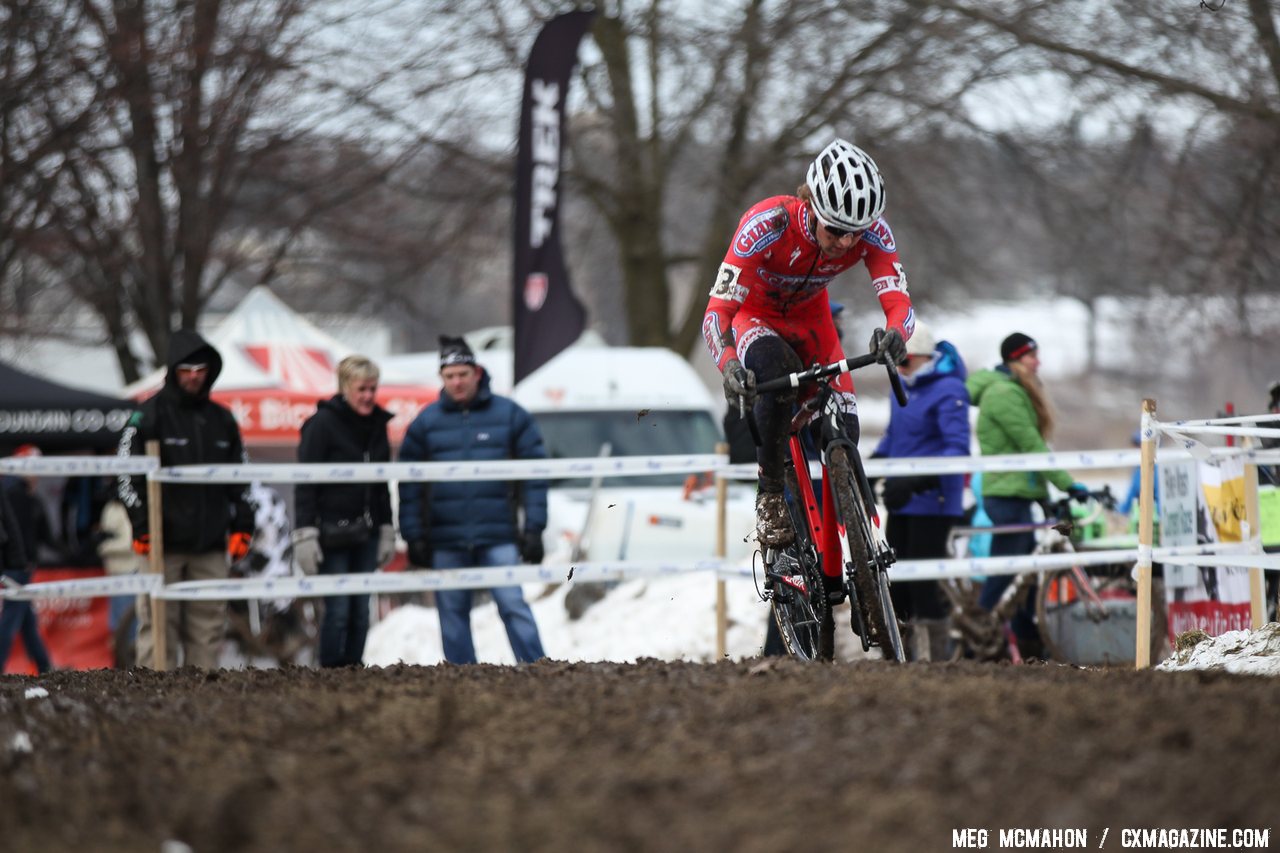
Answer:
[
  {"left": 363, "top": 569, "right": 772, "bottom": 666},
  {"left": 1157, "top": 623, "right": 1280, "bottom": 676},
  {"left": 24, "top": 687, "right": 49, "bottom": 700}
]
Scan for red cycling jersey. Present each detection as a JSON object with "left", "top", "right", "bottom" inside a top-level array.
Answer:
[{"left": 702, "top": 195, "right": 915, "bottom": 398}]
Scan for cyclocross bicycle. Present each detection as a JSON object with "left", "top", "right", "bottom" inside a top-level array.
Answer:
[{"left": 751, "top": 351, "right": 909, "bottom": 663}]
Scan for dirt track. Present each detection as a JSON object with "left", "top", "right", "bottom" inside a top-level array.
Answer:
[{"left": 1, "top": 660, "right": 1276, "bottom": 852}]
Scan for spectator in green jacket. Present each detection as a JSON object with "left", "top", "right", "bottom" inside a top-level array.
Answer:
[{"left": 965, "top": 332, "right": 1088, "bottom": 659}]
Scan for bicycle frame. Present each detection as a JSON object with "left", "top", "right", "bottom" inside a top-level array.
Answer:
[{"left": 754, "top": 350, "right": 909, "bottom": 661}]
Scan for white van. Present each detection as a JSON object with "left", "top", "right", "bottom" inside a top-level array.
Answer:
[
  {"left": 383, "top": 337, "right": 755, "bottom": 563},
  {"left": 513, "top": 346, "right": 754, "bottom": 564}
]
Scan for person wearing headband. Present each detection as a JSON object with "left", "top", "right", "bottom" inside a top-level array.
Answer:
[{"left": 965, "top": 332, "right": 1089, "bottom": 660}]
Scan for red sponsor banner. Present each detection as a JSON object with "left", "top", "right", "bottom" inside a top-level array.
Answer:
[
  {"left": 1167, "top": 600, "right": 1252, "bottom": 640},
  {"left": 211, "top": 386, "right": 437, "bottom": 446},
  {"left": 2, "top": 567, "right": 114, "bottom": 674}
]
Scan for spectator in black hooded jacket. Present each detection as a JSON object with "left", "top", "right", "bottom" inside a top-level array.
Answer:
[
  {"left": 0, "top": 450, "right": 52, "bottom": 674},
  {"left": 118, "top": 329, "right": 254, "bottom": 669},
  {"left": 291, "top": 355, "right": 395, "bottom": 668}
]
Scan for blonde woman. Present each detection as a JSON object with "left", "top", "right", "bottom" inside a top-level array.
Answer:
[{"left": 291, "top": 356, "right": 395, "bottom": 667}]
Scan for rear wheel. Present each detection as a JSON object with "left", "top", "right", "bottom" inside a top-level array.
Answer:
[
  {"left": 829, "top": 447, "right": 905, "bottom": 662},
  {"left": 770, "top": 468, "right": 834, "bottom": 661}
]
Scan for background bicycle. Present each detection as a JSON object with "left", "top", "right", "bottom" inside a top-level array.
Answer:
[{"left": 943, "top": 487, "right": 1168, "bottom": 664}]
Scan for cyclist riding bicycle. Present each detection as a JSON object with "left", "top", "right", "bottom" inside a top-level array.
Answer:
[{"left": 702, "top": 138, "right": 915, "bottom": 547}]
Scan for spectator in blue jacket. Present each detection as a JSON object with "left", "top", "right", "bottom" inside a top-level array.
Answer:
[
  {"left": 873, "top": 322, "right": 971, "bottom": 661},
  {"left": 398, "top": 336, "right": 548, "bottom": 664}
]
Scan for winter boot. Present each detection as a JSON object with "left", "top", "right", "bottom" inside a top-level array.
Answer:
[{"left": 755, "top": 491, "right": 794, "bottom": 548}]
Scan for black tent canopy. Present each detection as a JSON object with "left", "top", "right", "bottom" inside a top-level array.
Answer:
[{"left": 0, "top": 359, "right": 136, "bottom": 450}]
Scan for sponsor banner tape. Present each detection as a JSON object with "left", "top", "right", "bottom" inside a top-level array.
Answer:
[
  {"left": 151, "top": 560, "right": 727, "bottom": 601},
  {"left": 1160, "top": 414, "right": 1280, "bottom": 428},
  {"left": 5, "top": 545, "right": 1264, "bottom": 602},
  {"left": 0, "top": 456, "right": 157, "bottom": 476},
  {"left": 7, "top": 448, "right": 1277, "bottom": 485},
  {"left": 1, "top": 573, "right": 162, "bottom": 601},
  {"left": 715, "top": 543, "right": 1253, "bottom": 583},
  {"left": 150, "top": 454, "right": 727, "bottom": 484}
]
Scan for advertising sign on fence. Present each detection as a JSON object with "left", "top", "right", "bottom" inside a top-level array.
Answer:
[
  {"left": 1158, "top": 459, "right": 1198, "bottom": 588},
  {"left": 1164, "top": 458, "right": 1253, "bottom": 639}
]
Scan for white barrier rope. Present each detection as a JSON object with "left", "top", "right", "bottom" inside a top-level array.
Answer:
[
  {"left": 0, "top": 456, "right": 157, "bottom": 476},
  {"left": 4, "top": 541, "right": 1270, "bottom": 602},
  {"left": 149, "top": 454, "right": 727, "bottom": 484},
  {"left": 1162, "top": 414, "right": 1280, "bottom": 428},
  {"left": 151, "top": 560, "right": 728, "bottom": 601},
  {"left": 8, "top": 447, "right": 1277, "bottom": 484},
  {"left": 714, "top": 542, "right": 1263, "bottom": 583},
  {"left": 0, "top": 573, "right": 161, "bottom": 601}
]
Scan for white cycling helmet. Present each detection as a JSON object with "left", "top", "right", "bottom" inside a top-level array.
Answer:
[{"left": 805, "top": 139, "right": 886, "bottom": 231}]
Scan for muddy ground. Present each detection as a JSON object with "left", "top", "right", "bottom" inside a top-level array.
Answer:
[{"left": 1, "top": 660, "right": 1276, "bottom": 852}]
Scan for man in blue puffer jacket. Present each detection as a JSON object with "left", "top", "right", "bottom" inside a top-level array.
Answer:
[
  {"left": 872, "top": 322, "right": 971, "bottom": 660},
  {"left": 398, "top": 335, "right": 548, "bottom": 664}
]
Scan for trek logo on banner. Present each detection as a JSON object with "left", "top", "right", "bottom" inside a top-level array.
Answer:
[
  {"left": 513, "top": 10, "right": 594, "bottom": 384},
  {"left": 528, "top": 80, "right": 560, "bottom": 250}
]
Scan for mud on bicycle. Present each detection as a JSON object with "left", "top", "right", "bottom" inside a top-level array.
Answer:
[{"left": 748, "top": 351, "right": 911, "bottom": 663}]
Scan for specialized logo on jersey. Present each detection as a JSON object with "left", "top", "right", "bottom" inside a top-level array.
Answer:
[
  {"left": 709, "top": 263, "right": 749, "bottom": 303},
  {"left": 732, "top": 205, "right": 789, "bottom": 258},
  {"left": 861, "top": 218, "right": 895, "bottom": 252}
]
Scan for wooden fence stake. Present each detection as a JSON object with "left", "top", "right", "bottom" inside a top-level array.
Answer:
[
  {"left": 715, "top": 443, "right": 728, "bottom": 660},
  {"left": 1135, "top": 400, "right": 1157, "bottom": 670},
  {"left": 145, "top": 440, "right": 167, "bottom": 671}
]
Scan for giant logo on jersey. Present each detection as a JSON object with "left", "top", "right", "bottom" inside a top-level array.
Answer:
[
  {"left": 732, "top": 206, "right": 789, "bottom": 257},
  {"left": 861, "top": 218, "right": 895, "bottom": 253}
]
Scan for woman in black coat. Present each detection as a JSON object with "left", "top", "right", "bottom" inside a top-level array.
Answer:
[{"left": 290, "top": 356, "right": 395, "bottom": 668}]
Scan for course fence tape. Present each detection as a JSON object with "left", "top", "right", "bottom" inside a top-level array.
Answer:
[
  {"left": 149, "top": 454, "right": 728, "bottom": 484},
  {"left": 0, "top": 456, "right": 157, "bottom": 476},
  {"left": 151, "top": 560, "right": 726, "bottom": 601},
  {"left": 6, "top": 447, "right": 1279, "bottom": 483},
  {"left": 5, "top": 543, "right": 1269, "bottom": 603},
  {"left": 1, "top": 573, "right": 161, "bottom": 601}
]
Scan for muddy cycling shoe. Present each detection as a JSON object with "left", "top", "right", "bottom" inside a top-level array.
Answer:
[{"left": 755, "top": 491, "right": 795, "bottom": 547}]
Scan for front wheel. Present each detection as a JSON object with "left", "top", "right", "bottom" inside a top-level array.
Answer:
[
  {"left": 770, "top": 469, "right": 834, "bottom": 661},
  {"left": 829, "top": 447, "right": 905, "bottom": 662}
]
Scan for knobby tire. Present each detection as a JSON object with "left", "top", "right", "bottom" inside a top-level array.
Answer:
[
  {"left": 770, "top": 466, "right": 835, "bottom": 661},
  {"left": 828, "top": 447, "right": 905, "bottom": 662}
]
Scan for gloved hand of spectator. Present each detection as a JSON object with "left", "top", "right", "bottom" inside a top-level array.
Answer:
[
  {"left": 882, "top": 475, "right": 942, "bottom": 511},
  {"left": 1068, "top": 482, "right": 1091, "bottom": 503},
  {"left": 407, "top": 539, "right": 433, "bottom": 569},
  {"left": 290, "top": 527, "right": 323, "bottom": 575},
  {"left": 132, "top": 534, "right": 151, "bottom": 556},
  {"left": 520, "top": 530, "right": 545, "bottom": 564},
  {"left": 869, "top": 327, "right": 907, "bottom": 364},
  {"left": 721, "top": 358, "right": 756, "bottom": 412},
  {"left": 227, "top": 531, "right": 252, "bottom": 562},
  {"left": 376, "top": 524, "right": 397, "bottom": 568}
]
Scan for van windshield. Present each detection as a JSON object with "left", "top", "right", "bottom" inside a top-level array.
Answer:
[{"left": 534, "top": 409, "right": 723, "bottom": 487}]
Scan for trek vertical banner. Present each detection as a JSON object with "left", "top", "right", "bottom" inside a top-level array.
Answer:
[{"left": 513, "top": 9, "right": 595, "bottom": 384}]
